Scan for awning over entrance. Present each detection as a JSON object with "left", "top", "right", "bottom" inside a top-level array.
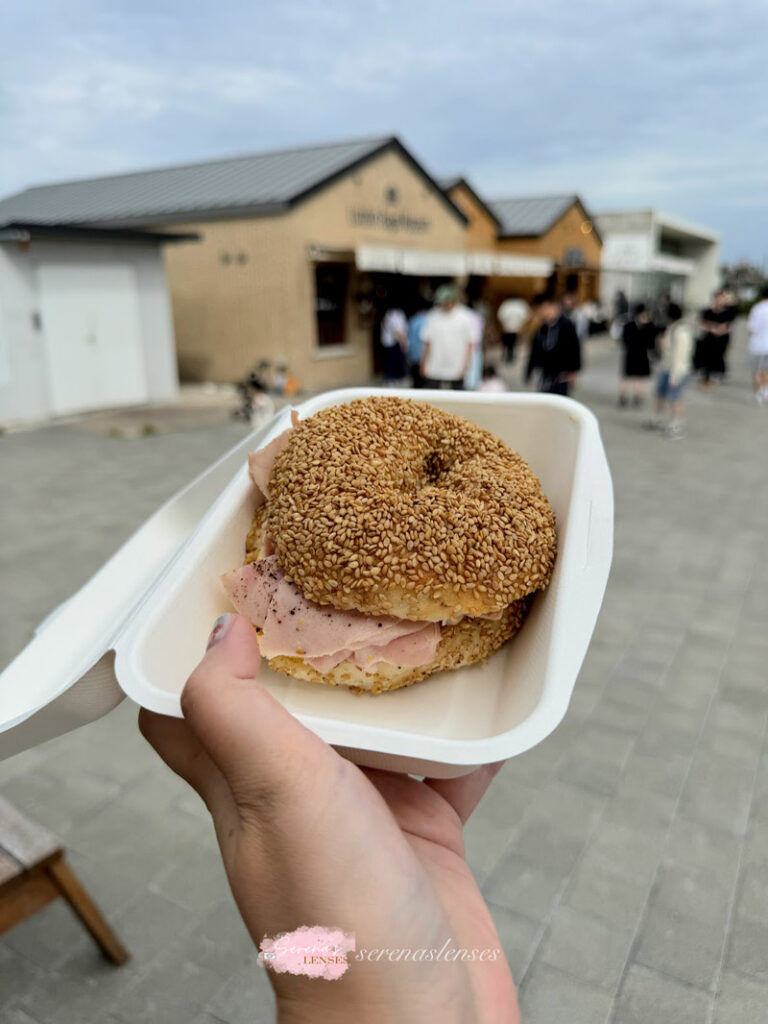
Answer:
[{"left": 355, "top": 244, "right": 553, "bottom": 278}]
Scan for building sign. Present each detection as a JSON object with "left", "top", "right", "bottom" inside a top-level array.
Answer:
[{"left": 348, "top": 208, "right": 430, "bottom": 233}]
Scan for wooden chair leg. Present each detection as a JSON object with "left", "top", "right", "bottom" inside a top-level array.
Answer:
[{"left": 47, "top": 856, "right": 130, "bottom": 965}]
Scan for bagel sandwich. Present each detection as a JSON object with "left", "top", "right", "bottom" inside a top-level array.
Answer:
[{"left": 221, "top": 396, "right": 556, "bottom": 694}]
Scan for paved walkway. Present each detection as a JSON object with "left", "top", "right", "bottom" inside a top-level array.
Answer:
[{"left": 1, "top": 326, "right": 767, "bottom": 1023}]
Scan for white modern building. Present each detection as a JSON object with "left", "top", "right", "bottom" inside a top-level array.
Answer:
[
  {"left": 0, "top": 222, "right": 191, "bottom": 426},
  {"left": 595, "top": 209, "right": 720, "bottom": 311}
]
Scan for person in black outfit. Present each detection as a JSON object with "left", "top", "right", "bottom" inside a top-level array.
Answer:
[
  {"left": 525, "top": 294, "right": 582, "bottom": 396},
  {"left": 618, "top": 302, "right": 658, "bottom": 407},
  {"left": 698, "top": 290, "right": 737, "bottom": 386}
]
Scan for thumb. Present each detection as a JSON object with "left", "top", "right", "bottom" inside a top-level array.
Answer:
[{"left": 180, "top": 614, "right": 335, "bottom": 818}]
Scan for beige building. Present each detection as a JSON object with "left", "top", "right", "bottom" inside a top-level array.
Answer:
[
  {"left": 0, "top": 137, "right": 602, "bottom": 392},
  {"left": 443, "top": 183, "right": 603, "bottom": 305},
  {"left": 163, "top": 140, "right": 471, "bottom": 387}
]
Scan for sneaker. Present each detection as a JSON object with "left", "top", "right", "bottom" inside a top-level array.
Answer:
[
  {"left": 632, "top": 395, "right": 643, "bottom": 408},
  {"left": 643, "top": 418, "right": 663, "bottom": 431},
  {"left": 664, "top": 421, "right": 685, "bottom": 439},
  {"left": 618, "top": 395, "right": 629, "bottom": 408}
]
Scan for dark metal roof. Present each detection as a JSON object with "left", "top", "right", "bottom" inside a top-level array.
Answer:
[
  {"left": 490, "top": 194, "right": 582, "bottom": 237},
  {"left": 0, "top": 136, "right": 467, "bottom": 229},
  {"left": 0, "top": 221, "right": 198, "bottom": 244}
]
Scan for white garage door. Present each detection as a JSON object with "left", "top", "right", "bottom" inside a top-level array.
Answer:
[{"left": 38, "top": 263, "right": 148, "bottom": 415}]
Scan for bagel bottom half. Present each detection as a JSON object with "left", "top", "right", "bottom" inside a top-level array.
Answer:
[{"left": 267, "top": 598, "right": 531, "bottom": 695}]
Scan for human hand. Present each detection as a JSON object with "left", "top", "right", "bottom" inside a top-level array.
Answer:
[{"left": 139, "top": 614, "right": 519, "bottom": 1024}]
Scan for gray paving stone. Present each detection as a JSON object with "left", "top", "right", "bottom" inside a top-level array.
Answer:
[
  {"left": 612, "top": 964, "right": 712, "bottom": 1024},
  {"left": 617, "top": 750, "right": 690, "bottom": 801},
  {"left": 588, "top": 697, "right": 652, "bottom": 736},
  {"left": 603, "top": 789, "right": 678, "bottom": 832},
  {"left": 204, "top": 962, "right": 276, "bottom": 1024},
  {"left": 483, "top": 854, "right": 566, "bottom": 922},
  {"left": 713, "top": 970, "right": 768, "bottom": 1024},
  {"left": 488, "top": 902, "right": 542, "bottom": 981},
  {"left": 563, "top": 851, "right": 651, "bottom": 930},
  {"left": 184, "top": 901, "right": 256, "bottom": 980},
  {"left": 538, "top": 905, "right": 634, "bottom": 991},
  {"left": 0, "top": 947, "right": 44, "bottom": 1009},
  {"left": 113, "top": 956, "right": 224, "bottom": 1024},
  {"left": 519, "top": 962, "right": 613, "bottom": 1024},
  {"left": 650, "top": 864, "right": 732, "bottom": 930},
  {"left": 0, "top": 899, "right": 90, "bottom": 971},
  {"left": 678, "top": 749, "right": 757, "bottom": 836},
  {"left": 634, "top": 905, "right": 724, "bottom": 990},
  {"left": 112, "top": 891, "right": 198, "bottom": 970},
  {"left": 587, "top": 821, "right": 665, "bottom": 885},
  {"left": 735, "top": 862, "right": 768, "bottom": 924},
  {"left": 557, "top": 749, "right": 623, "bottom": 796},
  {"left": 725, "top": 914, "right": 768, "bottom": 981},
  {"left": 463, "top": 771, "right": 538, "bottom": 883},
  {"left": 0, "top": 1004, "right": 45, "bottom": 1024},
  {"left": 742, "top": 818, "right": 768, "bottom": 866},
  {"left": 749, "top": 755, "right": 768, "bottom": 822},
  {"left": 0, "top": 767, "right": 121, "bottom": 837},
  {"left": 663, "top": 818, "right": 742, "bottom": 878},
  {"left": 464, "top": 810, "right": 516, "bottom": 885},
  {"left": 148, "top": 843, "right": 233, "bottom": 914},
  {"left": 638, "top": 708, "right": 703, "bottom": 759}
]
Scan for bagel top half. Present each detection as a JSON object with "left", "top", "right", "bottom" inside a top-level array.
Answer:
[{"left": 265, "top": 397, "right": 556, "bottom": 623}]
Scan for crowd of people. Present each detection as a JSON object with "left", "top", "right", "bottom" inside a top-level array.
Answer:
[
  {"left": 377, "top": 280, "right": 768, "bottom": 440},
  {"left": 612, "top": 284, "right": 768, "bottom": 438},
  {"left": 379, "top": 287, "right": 586, "bottom": 398}
]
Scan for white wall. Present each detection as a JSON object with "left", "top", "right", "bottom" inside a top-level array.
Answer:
[
  {"left": 0, "top": 240, "right": 178, "bottom": 425},
  {"left": 0, "top": 246, "right": 49, "bottom": 423},
  {"left": 683, "top": 239, "right": 721, "bottom": 310}
]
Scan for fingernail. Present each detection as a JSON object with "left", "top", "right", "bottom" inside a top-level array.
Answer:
[{"left": 207, "top": 614, "right": 235, "bottom": 650}]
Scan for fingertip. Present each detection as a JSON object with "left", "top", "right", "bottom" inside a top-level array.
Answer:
[{"left": 182, "top": 614, "right": 262, "bottom": 714}]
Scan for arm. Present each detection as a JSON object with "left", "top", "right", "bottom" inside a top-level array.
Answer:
[
  {"left": 669, "top": 326, "right": 693, "bottom": 385},
  {"left": 420, "top": 340, "right": 431, "bottom": 376},
  {"left": 140, "top": 616, "right": 520, "bottom": 1024},
  {"left": 524, "top": 334, "right": 538, "bottom": 383}
]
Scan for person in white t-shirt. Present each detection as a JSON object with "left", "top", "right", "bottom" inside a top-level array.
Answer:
[
  {"left": 420, "top": 285, "right": 475, "bottom": 389},
  {"left": 747, "top": 285, "right": 768, "bottom": 404},
  {"left": 497, "top": 297, "right": 530, "bottom": 363}
]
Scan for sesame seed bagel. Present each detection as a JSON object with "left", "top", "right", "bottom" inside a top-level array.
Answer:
[
  {"left": 266, "top": 396, "right": 556, "bottom": 622},
  {"left": 268, "top": 598, "right": 531, "bottom": 694}
]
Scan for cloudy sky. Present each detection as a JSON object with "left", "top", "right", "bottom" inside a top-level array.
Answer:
[{"left": 3, "top": 0, "right": 767, "bottom": 262}]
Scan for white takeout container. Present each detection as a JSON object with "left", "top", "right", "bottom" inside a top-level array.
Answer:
[{"left": 1, "top": 388, "right": 612, "bottom": 778}]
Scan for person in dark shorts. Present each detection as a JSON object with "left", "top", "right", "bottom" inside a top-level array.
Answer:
[
  {"left": 618, "top": 302, "right": 658, "bottom": 407},
  {"left": 525, "top": 293, "right": 582, "bottom": 396}
]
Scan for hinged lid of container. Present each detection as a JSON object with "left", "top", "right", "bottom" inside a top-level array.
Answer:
[{"left": 0, "top": 407, "right": 295, "bottom": 760}]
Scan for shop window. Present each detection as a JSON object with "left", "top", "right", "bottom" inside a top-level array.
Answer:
[{"left": 314, "top": 264, "right": 349, "bottom": 347}]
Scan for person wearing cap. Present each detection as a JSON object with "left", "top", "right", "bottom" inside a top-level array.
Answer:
[{"left": 420, "top": 284, "right": 476, "bottom": 390}]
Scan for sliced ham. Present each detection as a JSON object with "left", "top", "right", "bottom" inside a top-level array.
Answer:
[
  {"left": 260, "top": 576, "right": 430, "bottom": 658},
  {"left": 221, "top": 556, "right": 283, "bottom": 627},
  {"left": 348, "top": 624, "right": 441, "bottom": 674},
  {"left": 304, "top": 623, "right": 440, "bottom": 675},
  {"left": 247, "top": 410, "right": 300, "bottom": 503},
  {"left": 221, "top": 554, "right": 440, "bottom": 672}
]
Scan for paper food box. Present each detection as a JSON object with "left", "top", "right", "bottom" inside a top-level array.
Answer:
[{"left": 0, "top": 388, "right": 613, "bottom": 778}]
